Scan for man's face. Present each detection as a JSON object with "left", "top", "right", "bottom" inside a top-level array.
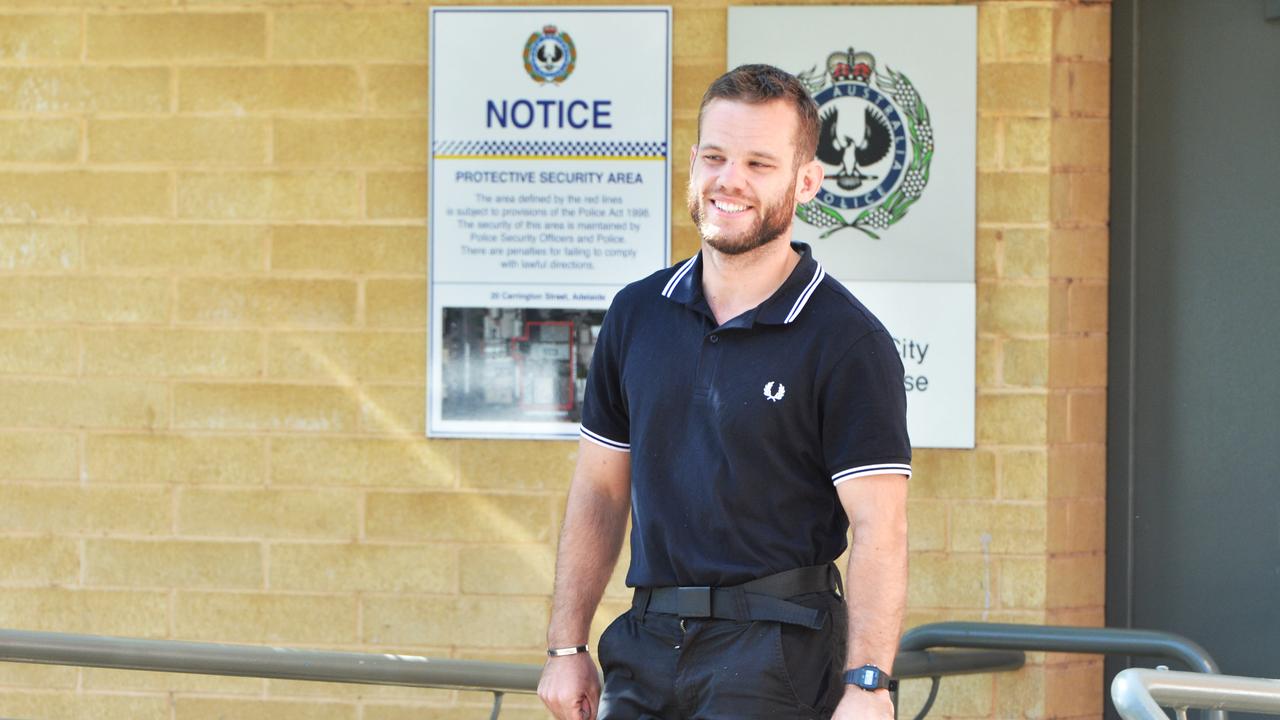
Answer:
[{"left": 686, "top": 99, "right": 804, "bottom": 256}]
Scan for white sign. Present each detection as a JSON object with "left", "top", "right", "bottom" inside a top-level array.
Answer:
[
  {"left": 730, "top": 5, "right": 977, "bottom": 448},
  {"left": 429, "top": 7, "right": 672, "bottom": 439}
]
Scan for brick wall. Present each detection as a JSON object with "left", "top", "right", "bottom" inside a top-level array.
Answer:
[{"left": 0, "top": 1, "right": 1109, "bottom": 718}]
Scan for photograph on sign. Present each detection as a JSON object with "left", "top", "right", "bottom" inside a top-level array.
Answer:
[
  {"left": 429, "top": 7, "right": 672, "bottom": 438},
  {"left": 729, "top": 5, "right": 976, "bottom": 448}
]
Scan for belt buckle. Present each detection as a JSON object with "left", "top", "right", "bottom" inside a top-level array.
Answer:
[{"left": 676, "top": 586, "right": 712, "bottom": 618}]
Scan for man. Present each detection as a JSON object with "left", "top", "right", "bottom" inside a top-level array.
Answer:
[{"left": 538, "top": 64, "right": 911, "bottom": 720}]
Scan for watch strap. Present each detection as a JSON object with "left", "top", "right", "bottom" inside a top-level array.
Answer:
[{"left": 546, "top": 644, "right": 589, "bottom": 657}]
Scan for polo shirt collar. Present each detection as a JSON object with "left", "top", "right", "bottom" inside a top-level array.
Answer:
[{"left": 660, "top": 242, "right": 826, "bottom": 326}]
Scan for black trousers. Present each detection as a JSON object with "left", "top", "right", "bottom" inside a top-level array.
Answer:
[{"left": 597, "top": 590, "right": 848, "bottom": 719}]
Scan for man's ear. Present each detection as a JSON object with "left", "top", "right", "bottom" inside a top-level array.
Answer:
[{"left": 794, "top": 159, "right": 826, "bottom": 204}]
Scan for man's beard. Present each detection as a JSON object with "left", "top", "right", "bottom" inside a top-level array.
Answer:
[{"left": 686, "top": 178, "right": 796, "bottom": 256}]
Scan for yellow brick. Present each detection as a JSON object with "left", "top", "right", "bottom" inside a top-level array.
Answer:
[
  {"left": 908, "top": 448, "right": 996, "bottom": 499},
  {"left": 976, "top": 171, "right": 1049, "bottom": 224},
  {"left": 1047, "top": 444, "right": 1105, "bottom": 499},
  {"left": 90, "top": 118, "right": 268, "bottom": 165},
  {"left": 0, "top": 276, "right": 168, "bottom": 323},
  {"left": 0, "top": 662, "right": 77, "bottom": 688},
  {"left": 0, "top": 537, "right": 78, "bottom": 585},
  {"left": 673, "top": 7, "right": 724, "bottom": 61},
  {"left": 1050, "top": 171, "right": 1109, "bottom": 224},
  {"left": 89, "top": 13, "right": 264, "bottom": 62},
  {"left": 949, "top": 501, "right": 1046, "bottom": 554},
  {"left": 1048, "top": 334, "right": 1106, "bottom": 388},
  {"left": 995, "top": 663, "right": 1046, "bottom": 717},
  {"left": 82, "top": 667, "right": 261, "bottom": 694},
  {"left": 363, "top": 595, "right": 547, "bottom": 647},
  {"left": 176, "top": 278, "right": 356, "bottom": 326},
  {"left": 0, "top": 432, "right": 77, "bottom": 479},
  {"left": 0, "top": 379, "right": 168, "bottom": 429},
  {"left": 1001, "top": 227, "right": 1050, "bottom": 279},
  {"left": 270, "top": 542, "right": 456, "bottom": 594},
  {"left": 85, "top": 223, "right": 267, "bottom": 273},
  {"left": 0, "top": 14, "right": 80, "bottom": 60},
  {"left": 1053, "top": 5, "right": 1111, "bottom": 61},
  {"left": 358, "top": 384, "right": 425, "bottom": 434},
  {"left": 275, "top": 118, "right": 427, "bottom": 166},
  {"left": 976, "top": 393, "right": 1047, "bottom": 445},
  {"left": 674, "top": 59, "right": 721, "bottom": 122},
  {"left": 1049, "top": 281, "right": 1070, "bottom": 335},
  {"left": 977, "top": 282, "right": 1048, "bottom": 335},
  {"left": 84, "top": 328, "right": 261, "bottom": 378},
  {"left": 1067, "top": 390, "right": 1106, "bottom": 443},
  {"left": 365, "top": 278, "right": 425, "bottom": 328},
  {"left": 1045, "top": 659, "right": 1104, "bottom": 716},
  {"left": 175, "top": 592, "right": 358, "bottom": 644},
  {"left": 267, "top": 331, "right": 423, "bottom": 382},
  {"left": 1061, "top": 61, "right": 1110, "bottom": 117},
  {"left": 1050, "top": 227, "right": 1108, "bottom": 280},
  {"left": 976, "top": 227, "right": 999, "bottom": 279},
  {"left": 366, "top": 491, "right": 552, "bottom": 543},
  {"left": 1067, "top": 281, "right": 1107, "bottom": 332},
  {"left": 0, "top": 118, "right": 79, "bottom": 162},
  {"left": 368, "top": 171, "right": 427, "bottom": 219},
  {"left": 0, "top": 225, "right": 79, "bottom": 271},
  {"left": 0, "top": 172, "right": 170, "bottom": 220},
  {"left": 180, "top": 66, "right": 359, "bottom": 113},
  {"left": 1004, "top": 117, "right": 1050, "bottom": 169},
  {"left": 900, "top": 672, "right": 993, "bottom": 717},
  {"left": 978, "top": 62, "right": 1050, "bottom": 115},
  {"left": 270, "top": 437, "right": 454, "bottom": 488},
  {"left": 0, "top": 588, "right": 168, "bottom": 636},
  {"left": 0, "top": 67, "right": 169, "bottom": 113},
  {"left": 0, "top": 484, "right": 170, "bottom": 534},
  {"left": 458, "top": 439, "right": 576, "bottom": 491},
  {"left": 459, "top": 544, "right": 554, "bottom": 596},
  {"left": 1002, "top": 7, "right": 1052, "bottom": 62},
  {"left": 273, "top": 10, "right": 426, "bottom": 61},
  {"left": 366, "top": 706, "right": 544, "bottom": 720},
  {"left": 271, "top": 225, "right": 425, "bottom": 274},
  {"left": 85, "top": 539, "right": 263, "bottom": 589},
  {"left": 179, "top": 487, "right": 359, "bottom": 539},
  {"left": 265, "top": 678, "right": 444, "bottom": 701},
  {"left": 976, "top": 116, "right": 999, "bottom": 169},
  {"left": 998, "top": 557, "right": 1047, "bottom": 610},
  {"left": 0, "top": 328, "right": 78, "bottom": 375},
  {"left": 85, "top": 433, "right": 265, "bottom": 485},
  {"left": 367, "top": 64, "right": 427, "bottom": 113},
  {"left": 1000, "top": 449, "right": 1047, "bottom": 500},
  {"left": 976, "top": 335, "right": 999, "bottom": 388},
  {"left": 976, "top": 5, "right": 999, "bottom": 62},
  {"left": 174, "top": 382, "right": 358, "bottom": 432},
  {"left": 908, "top": 554, "right": 989, "bottom": 609},
  {"left": 1002, "top": 338, "right": 1048, "bottom": 387},
  {"left": 0, "top": 691, "right": 169, "bottom": 720},
  {"left": 176, "top": 698, "right": 356, "bottom": 720},
  {"left": 905, "top": 499, "right": 947, "bottom": 552},
  {"left": 1050, "top": 117, "right": 1109, "bottom": 171},
  {"left": 177, "top": 171, "right": 360, "bottom": 221},
  {"left": 1047, "top": 498, "right": 1105, "bottom": 554}
]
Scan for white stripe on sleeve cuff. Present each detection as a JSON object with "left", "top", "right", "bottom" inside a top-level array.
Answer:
[
  {"left": 579, "top": 426, "right": 631, "bottom": 452},
  {"left": 831, "top": 463, "right": 912, "bottom": 486}
]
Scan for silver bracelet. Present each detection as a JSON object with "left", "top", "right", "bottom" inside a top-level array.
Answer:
[{"left": 547, "top": 644, "right": 589, "bottom": 657}]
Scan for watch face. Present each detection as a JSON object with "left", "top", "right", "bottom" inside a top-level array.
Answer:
[{"left": 846, "top": 664, "right": 883, "bottom": 689}]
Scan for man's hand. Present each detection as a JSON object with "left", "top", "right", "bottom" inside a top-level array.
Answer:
[
  {"left": 831, "top": 686, "right": 895, "bottom": 719},
  {"left": 538, "top": 652, "right": 601, "bottom": 720}
]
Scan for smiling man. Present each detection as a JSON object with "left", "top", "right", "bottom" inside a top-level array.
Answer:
[{"left": 538, "top": 64, "right": 912, "bottom": 720}]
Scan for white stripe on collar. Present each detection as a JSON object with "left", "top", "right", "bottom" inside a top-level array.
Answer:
[
  {"left": 661, "top": 255, "right": 699, "bottom": 298},
  {"left": 783, "top": 262, "right": 825, "bottom": 324}
]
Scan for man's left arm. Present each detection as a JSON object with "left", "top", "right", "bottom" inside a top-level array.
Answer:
[{"left": 831, "top": 472, "right": 909, "bottom": 719}]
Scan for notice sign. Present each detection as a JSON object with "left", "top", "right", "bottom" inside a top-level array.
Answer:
[
  {"left": 730, "top": 5, "right": 977, "bottom": 448},
  {"left": 429, "top": 7, "right": 671, "bottom": 439}
]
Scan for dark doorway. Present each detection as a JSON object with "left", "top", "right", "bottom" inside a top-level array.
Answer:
[{"left": 1107, "top": 0, "right": 1280, "bottom": 717}]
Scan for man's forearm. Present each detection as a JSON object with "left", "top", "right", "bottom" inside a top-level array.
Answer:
[
  {"left": 546, "top": 469, "right": 630, "bottom": 646},
  {"left": 843, "top": 516, "right": 908, "bottom": 672}
]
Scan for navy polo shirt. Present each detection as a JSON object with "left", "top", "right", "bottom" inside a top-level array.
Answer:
[{"left": 580, "top": 243, "right": 912, "bottom": 588}]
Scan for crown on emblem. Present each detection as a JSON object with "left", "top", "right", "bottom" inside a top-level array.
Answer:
[
  {"left": 827, "top": 48, "right": 875, "bottom": 83},
  {"left": 542, "top": 24, "right": 558, "bottom": 35}
]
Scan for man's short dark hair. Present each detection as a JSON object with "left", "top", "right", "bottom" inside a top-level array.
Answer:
[{"left": 697, "top": 64, "right": 820, "bottom": 166}]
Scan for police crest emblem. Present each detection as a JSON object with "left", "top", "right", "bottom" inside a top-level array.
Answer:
[
  {"left": 523, "top": 25, "right": 577, "bottom": 84},
  {"left": 796, "top": 48, "right": 934, "bottom": 239}
]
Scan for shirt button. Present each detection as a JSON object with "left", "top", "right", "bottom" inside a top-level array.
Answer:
[{"left": 709, "top": 334, "right": 719, "bottom": 343}]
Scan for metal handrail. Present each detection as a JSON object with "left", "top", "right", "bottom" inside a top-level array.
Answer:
[
  {"left": 900, "top": 622, "right": 1226, "bottom": 720},
  {"left": 1112, "top": 668, "right": 1280, "bottom": 719},
  {"left": 0, "top": 627, "right": 1023, "bottom": 719}
]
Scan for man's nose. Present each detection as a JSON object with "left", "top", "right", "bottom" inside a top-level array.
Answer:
[{"left": 716, "top": 160, "right": 747, "bottom": 191}]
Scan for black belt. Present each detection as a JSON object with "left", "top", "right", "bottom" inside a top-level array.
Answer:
[{"left": 632, "top": 564, "right": 842, "bottom": 630}]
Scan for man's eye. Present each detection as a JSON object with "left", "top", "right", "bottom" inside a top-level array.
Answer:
[{"left": 703, "top": 154, "right": 724, "bottom": 162}]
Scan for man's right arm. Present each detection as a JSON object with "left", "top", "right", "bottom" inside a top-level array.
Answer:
[{"left": 538, "top": 438, "right": 632, "bottom": 720}]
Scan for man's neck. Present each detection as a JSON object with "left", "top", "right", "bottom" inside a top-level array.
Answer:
[{"left": 701, "top": 235, "right": 801, "bottom": 326}]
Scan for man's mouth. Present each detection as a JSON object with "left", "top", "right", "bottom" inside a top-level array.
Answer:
[{"left": 711, "top": 199, "right": 750, "bottom": 214}]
